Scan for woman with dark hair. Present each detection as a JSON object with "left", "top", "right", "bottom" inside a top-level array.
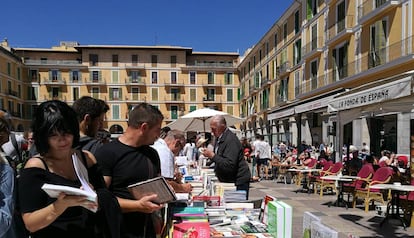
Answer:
[{"left": 17, "top": 100, "right": 121, "bottom": 238}]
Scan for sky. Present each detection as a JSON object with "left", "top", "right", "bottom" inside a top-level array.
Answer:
[{"left": 2, "top": 0, "right": 294, "bottom": 55}]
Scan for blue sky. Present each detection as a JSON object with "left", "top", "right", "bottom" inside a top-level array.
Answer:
[{"left": 2, "top": 0, "right": 293, "bottom": 54}]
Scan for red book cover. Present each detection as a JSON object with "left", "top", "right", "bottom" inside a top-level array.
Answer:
[{"left": 173, "top": 221, "right": 210, "bottom": 238}]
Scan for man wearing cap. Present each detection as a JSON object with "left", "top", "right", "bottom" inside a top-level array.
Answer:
[{"left": 201, "top": 115, "right": 251, "bottom": 199}]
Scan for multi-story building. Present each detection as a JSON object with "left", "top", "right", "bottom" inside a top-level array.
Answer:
[
  {"left": 0, "top": 40, "right": 240, "bottom": 136},
  {"left": 239, "top": 0, "right": 414, "bottom": 158},
  {"left": 2, "top": 0, "right": 414, "bottom": 160}
]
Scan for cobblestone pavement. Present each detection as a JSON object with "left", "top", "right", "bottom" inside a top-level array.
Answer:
[{"left": 248, "top": 179, "right": 414, "bottom": 238}]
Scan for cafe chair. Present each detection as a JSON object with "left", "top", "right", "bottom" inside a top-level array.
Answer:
[
  {"left": 399, "top": 178, "right": 414, "bottom": 227},
  {"left": 308, "top": 160, "right": 333, "bottom": 194},
  {"left": 317, "top": 162, "right": 343, "bottom": 197},
  {"left": 353, "top": 167, "right": 394, "bottom": 212},
  {"left": 294, "top": 158, "right": 318, "bottom": 188},
  {"left": 342, "top": 163, "right": 375, "bottom": 204}
]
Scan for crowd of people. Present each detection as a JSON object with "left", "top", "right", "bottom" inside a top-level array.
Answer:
[{"left": 0, "top": 98, "right": 251, "bottom": 238}]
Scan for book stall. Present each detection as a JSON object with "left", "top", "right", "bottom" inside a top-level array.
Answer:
[{"left": 166, "top": 168, "right": 293, "bottom": 238}]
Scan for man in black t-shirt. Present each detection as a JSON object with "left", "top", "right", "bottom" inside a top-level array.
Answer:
[{"left": 95, "top": 103, "right": 164, "bottom": 238}]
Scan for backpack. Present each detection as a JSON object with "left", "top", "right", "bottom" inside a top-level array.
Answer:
[{"left": 78, "top": 136, "right": 104, "bottom": 155}]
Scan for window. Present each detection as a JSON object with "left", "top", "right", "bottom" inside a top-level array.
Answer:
[
  {"left": 91, "top": 71, "right": 100, "bottom": 82},
  {"left": 190, "top": 88, "right": 196, "bottom": 101},
  {"left": 92, "top": 87, "right": 99, "bottom": 98},
  {"left": 112, "top": 70, "right": 119, "bottom": 83},
  {"left": 7, "top": 63, "right": 11, "bottom": 76},
  {"left": 131, "top": 87, "right": 139, "bottom": 100},
  {"left": 283, "top": 23, "right": 288, "bottom": 42},
  {"left": 41, "top": 58, "right": 47, "bottom": 64},
  {"left": 294, "top": 10, "right": 300, "bottom": 34},
  {"left": 151, "top": 88, "right": 158, "bottom": 101},
  {"left": 89, "top": 54, "right": 98, "bottom": 66},
  {"left": 110, "top": 88, "right": 122, "bottom": 100},
  {"left": 307, "top": 0, "right": 318, "bottom": 19},
  {"left": 224, "top": 73, "right": 233, "bottom": 85},
  {"left": 333, "top": 43, "right": 348, "bottom": 80},
  {"left": 171, "top": 72, "right": 177, "bottom": 84},
  {"left": 189, "top": 105, "right": 196, "bottom": 112},
  {"left": 208, "top": 72, "right": 214, "bottom": 84},
  {"left": 294, "top": 70, "right": 300, "bottom": 96},
  {"left": 337, "top": 0, "right": 346, "bottom": 33},
  {"left": 171, "top": 88, "right": 180, "bottom": 101},
  {"left": 279, "top": 78, "right": 288, "bottom": 102},
  {"left": 73, "top": 87, "right": 79, "bottom": 101},
  {"left": 112, "top": 54, "right": 118, "bottom": 67},
  {"left": 151, "top": 55, "right": 158, "bottom": 67},
  {"left": 227, "top": 89, "right": 233, "bottom": 102},
  {"left": 189, "top": 71, "right": 196, "bottom": 84},
  {"left": 131, "top": 71, "right": 140, "bottom": 82},
  {"left": 51, "top": 87, "right": 60, "bottom": 99},
  {"left": 171, "top": 106, "right": 178, "bottom": 120},
  {"left": 274, "top": 33, "right": 278, "bottom": 51},
  {"left": 17, "top": 68, "right": 21, "bottom": 80},
  {"left": 30, "top": 70, "right": 38, "bottom": 81},
  {"left": 132, "top": 55, "right": 138, "bottom": 65},
  {"left": 151, "top": 71, "right": 158, "bottom": 84},
  {"left": 311, "top": 24, "right": 318, "bottom": 50},
  {"left": 28, "top": 86, "right": 38, "bottom": 100},
  {"left": 170, "top": 55, "right": 177, "bottom": 67},
  {"left": 112, "top": 105, "right": 120, "bottom": 120},
  {"left": 370, "top": 19, "right": 387, "bottom": 68},
  {"left": 262, "top": 88, "right": 269, "bottom": 109},
  {"left": 206, "top": 88, "right": 215, "bottom": 101},
  {"left": 51, "top": 70, "right": 59, "bottom": 81},
  {"left": 310, "top": 60, "right": 318, "bottom": 90},
  {"left": 294, "top": 40, "right": 301, "bottom": 65},
  {"left": 71, "top": 70, "right": 80, "bottom": 82}
]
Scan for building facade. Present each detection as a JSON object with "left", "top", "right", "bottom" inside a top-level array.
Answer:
[
  {"left": 0, "top": 41, "right": 240, "bottom": 135},
  {"left": 239, "top": 0, "right": 414, "bottom": 160}
]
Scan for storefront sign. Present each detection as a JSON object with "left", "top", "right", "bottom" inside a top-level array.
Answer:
[
  {"left": 295, "top": 95, "right": 335, "bottom": 114},
  {"left": 268, "top": 108, "right": 295, "bottom": 121},
  {"left": 328, "top": 76, "right": 411, "bottom": 112}
]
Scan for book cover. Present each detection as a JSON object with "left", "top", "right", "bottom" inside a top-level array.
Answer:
[
  {"left": 128, "top": 176, "right": 177, "bottom": 204},
  {"left": 259, "top": 194, "right": 276, "bottom": 224},
  {"left": 267, "top": 201, "right": 284, "bottom": 238},
  {"left": 276, "top": 201, "right": 292, "bottom": 238},
  {"left": 173, "top": 221, "right": 210, "bottom": 238}
]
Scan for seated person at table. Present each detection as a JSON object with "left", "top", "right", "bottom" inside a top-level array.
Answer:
[
  {"left": 270, "top": 155, "right": 281, "bottom": 179},
  {"left": 292, "top": 151, "right": 313, "bottom": 169}
]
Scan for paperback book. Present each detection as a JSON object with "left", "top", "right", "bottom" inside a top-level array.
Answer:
[{"left": 128, "top": 176, "right": 177, "bottom": 204}]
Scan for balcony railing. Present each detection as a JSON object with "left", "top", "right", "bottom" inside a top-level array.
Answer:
[
  {"left": 43, "top": 78, "right": 66, "bottom": 85},
  {"left": 358, "top": 0, "right": 401, "bottom": 21},
  {"left": 278, "top": 61, "right": 291, "bottom": 75},
  {"left": 327, "top": 15, "right": 354, "bottom": 41},
  {"left": 84, "top": 78, "right": 106, "bottom": 85},
  {"left": 125, "top": 77, "right": 146, "bottom": 85},
  {"left": 302, "top": 37, "right": 324, "bottom": 56},
  {"left": 24, "top": 59, "right": 82, "bottom": 66},
  {"left": 185, "top": 62, "right": 236, "bottom": 68},
  {"left": 164, "top": 79, "right": 184, "bottom": 86},
  {"left": 202, "top": 79, "right": 222, "bottom": 86},
  {"left": 164, "top": 95, "right": 184, "bottom": 103}
]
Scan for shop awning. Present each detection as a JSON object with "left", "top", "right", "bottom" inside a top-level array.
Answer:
[
  {"left": 267, "top": 108, "right": 295, "bottom": 121},
  {"left": 295, "top": 95, "right": 336, "bottom": 114}
]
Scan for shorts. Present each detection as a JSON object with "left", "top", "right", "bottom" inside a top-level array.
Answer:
[{"left": 257, "top": 158, "right": 269, "bottom": 166}]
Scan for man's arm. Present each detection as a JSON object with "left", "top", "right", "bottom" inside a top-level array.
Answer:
[{"left": 103, "top": 175, "right": 163, "bottom": 213}]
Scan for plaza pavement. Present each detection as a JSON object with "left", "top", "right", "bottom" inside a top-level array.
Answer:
[{"left": 248, "top": 179, "right": 414, "bottom": 238}]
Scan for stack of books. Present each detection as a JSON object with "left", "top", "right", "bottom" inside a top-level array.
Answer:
[{"left": 172, "top": 207, "right": 210, "bottom": 238}]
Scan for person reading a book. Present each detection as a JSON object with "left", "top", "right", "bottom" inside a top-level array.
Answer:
[
  {"left": 17, "top": 100, "right": 121, "bottom": 238},
  {"left": 95, "top": 103, "right": 165, "bottom": 238},
  {"left": 201, "top": 115, "right": 251, "bottom": 199},
  {"left": 152, "top": 129, "right": 193, "bottom": 193}
]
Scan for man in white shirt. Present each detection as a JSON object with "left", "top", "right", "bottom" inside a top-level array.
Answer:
[{"left": 152, "top": 129, "right": 192, "bottom": 193}]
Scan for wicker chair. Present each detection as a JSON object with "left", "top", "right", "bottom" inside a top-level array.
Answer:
[
  {"left": 399, "top": 178, "right": 414, "bottom": 227},
  {"left": 317, "top": 162, "right": 343, "bottom": 197},
  {"left": 308, "top": 160, "right": 333, "bottom": 193},
  {"left": 353, "top": 167, "right": 394, "bottom": 212},
  {"left": 342, "top": 163, "right": 375, "bottom": 203}
]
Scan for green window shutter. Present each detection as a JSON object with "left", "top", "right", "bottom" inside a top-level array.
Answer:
[
  {"left": 99, "top": 71, "right": 102, "bottom": 82},
  {"left": 119, "top": 88, "right": 122, "bottom": 100},
  {"left": 307, "top": 0, "right": 313, "bottom": 19},
  {"left": 109, "top": 88, "right": 113, "bottom": 100},
  {"left": 57, "top": 71, "right": 62, "bottom": 81},
  {"left": 49, "top": 71, "right": 52, "bottom": 81}
]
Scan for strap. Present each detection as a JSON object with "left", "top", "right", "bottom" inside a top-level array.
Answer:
[
  {"left": 10, "top": 133, "right": 22, "bottom": 162},
  {"left": 31, "top": 155, "right": 50, "bottom": 171}
]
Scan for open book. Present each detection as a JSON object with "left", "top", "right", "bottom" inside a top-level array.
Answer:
[
  {"left": 128, "top": 176, "right": 177, "bottom": 204},
  {"left": 41, "top": 153, "right": 98, "bottom": 212}
]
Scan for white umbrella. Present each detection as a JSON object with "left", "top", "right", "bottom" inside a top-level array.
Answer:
[{"left": 166, "top": 108, "right": 244, "bottom": 133}]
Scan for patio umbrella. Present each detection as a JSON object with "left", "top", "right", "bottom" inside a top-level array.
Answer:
[{"left": 166, "top": 108, "right": 244, "bottom": 133}]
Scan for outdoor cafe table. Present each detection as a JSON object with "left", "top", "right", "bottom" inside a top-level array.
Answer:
[
  {"left": 320, "top": 175, "right": 360, "bottom": 208},
  {"left": 287, "top": 168, "right": 321, "bottom": 193},
  {"left": 370, "top": 183, "right": 414, "bottom": 229}
]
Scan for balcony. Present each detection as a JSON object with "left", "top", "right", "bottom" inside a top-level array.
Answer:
[
  {"left": 202, "top": 79, "right": 222, "bottom": 87},
  {"left": 302, "top": 37, "right": 324, "bottom": 57},
  {"left": 249, "top": 84, "right": 260, "bottom": 94},
  {"left": 164, "top": 79, "right": 185, "bottom": 87},
  {"left": 327, "top": 15, "right": 354, "bottom": 43},
  {"left": 182, "top": 62, "right": 237, "bottom": 71},
  {"left": 43, "top": 78, "right": 66, "bottom": 86},
  {"left": 260, "top": 78, "right": 272, "bottom": 88},
  {"left": 125, "top": 77, "right": 146, "bottom": 85},
  {"left": 24, "top": 59, "right": 83, "bottom": 66},
  {"left": 84, "top": 78, "right": 106, "bottom": 85},
  {"left": 164, "top": 95, "right": 184, "bottom": 103},
  {"left": 278, "top": 61, "right": 291, "bottom": 76},
  {"left": 6, "top": 89, "right": 19, "bottom": 97},
  {"left": 203, "top": 96, "right": 222, "bottom": 104},
  {"left": 358, "top": 0, "right": 401, "bottom": 24},
  {"left": 123, "top": 63, "right": 146, "bottom": 69},
  {"left": 124, "top": 95, "right": 146, "bottom": 103}
]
